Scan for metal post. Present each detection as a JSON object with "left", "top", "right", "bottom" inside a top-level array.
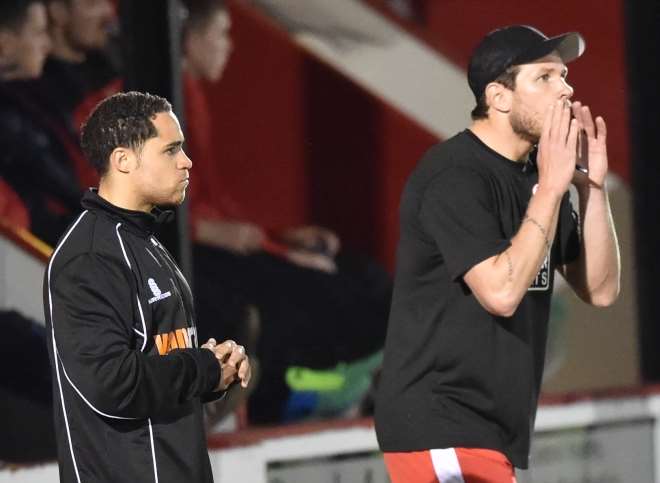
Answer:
[{"left": 119, "top": 0, "right": 192, "bottom": 281}]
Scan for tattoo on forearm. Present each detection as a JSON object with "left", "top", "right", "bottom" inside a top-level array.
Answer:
[
  {"left": 504, "top": 250, "right": 513, "bottom": 282},
  {"left": 524, "top": 215, "right": 551, "bottom": 253}
]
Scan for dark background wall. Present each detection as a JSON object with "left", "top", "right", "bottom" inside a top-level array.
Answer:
[{"left": 626, "top": 0, "right": 660, "bottom": 382}]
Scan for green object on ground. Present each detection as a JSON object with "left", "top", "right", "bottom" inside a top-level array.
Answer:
[{"left": 285, "top": 351, "right": 383, "bottom": 416}]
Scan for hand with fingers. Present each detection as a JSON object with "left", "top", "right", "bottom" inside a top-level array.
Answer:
[
  {"left": 285, "top": 249, "right": 338, "bottom": 274},
  {"left": 202, "top": 338, "right": 252, "bottom": 391},
  {"left": 570, "top": 101, "right": 608, "bottom": 188},
  {"left": 536, "top": 99, "right": 580, "bottom": 197},
  {"left": 280, "top": 225, "right": 341, "bottom": 256},
  {"left": 196, "top": 220, "right": 266, "bottom": 255}
]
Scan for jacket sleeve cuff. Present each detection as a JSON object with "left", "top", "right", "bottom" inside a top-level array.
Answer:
[{"left": 199, "top": 348, "right": 222, "bottom": 395}]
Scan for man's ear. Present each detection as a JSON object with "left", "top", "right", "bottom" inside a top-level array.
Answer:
[
  {"left": 485, "top": 82, "right": 513, "bottom": 114},
  {"left": 109, "top": 147, "right": 136, "bottom": 174}
]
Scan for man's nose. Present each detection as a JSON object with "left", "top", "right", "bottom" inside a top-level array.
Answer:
[
  {"left": 560, "top": 79, "right": 574, "bottom": 100},
  {"left": 179, "top": 151, "right": 192, "bottom": 170}
]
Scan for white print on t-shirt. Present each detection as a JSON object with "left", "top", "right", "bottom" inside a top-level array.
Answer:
[{"left": 529, "top": 251, "right": 550, "bottom": 291}]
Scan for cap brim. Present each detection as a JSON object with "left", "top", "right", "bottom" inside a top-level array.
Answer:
[
  {"left": 516, "top": 32, "right": 586, "bottom": 65},
  {"left": 553, "top": 32, "right": 586, "bottom": 63}
]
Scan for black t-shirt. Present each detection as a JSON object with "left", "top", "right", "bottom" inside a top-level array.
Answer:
[{"left": 375, "top": 130, "right": 580, "bottom": 469}]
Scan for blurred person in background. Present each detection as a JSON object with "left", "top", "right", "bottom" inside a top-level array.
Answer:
[
  {"left": 181, "top": 0, "right": 392, "bottom": 424},
  {"left": 38, "top": 0, "right": 119, "bottom": 130},
  {"left": 29, "top": 0, "right": 119, "bottom": 188},
  {"left": 0, "top": 0, "right": 50, "bottom": 80},
  {"left": 0, "top": 0, "right": 117, "bottom": 245},
  {"left": 0, "top": 0, "right": 57, "bottom": 465},
  {"left": 0, "top": 0, "right": 50, "bottom": 225}
]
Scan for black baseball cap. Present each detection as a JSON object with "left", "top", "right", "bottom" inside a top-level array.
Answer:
[{"left": 467, "top": 25, "right": 585, "bottom": 100}]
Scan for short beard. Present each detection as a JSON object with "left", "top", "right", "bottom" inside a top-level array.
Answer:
[{"left": 509, "top": 107, "right": 541, "bottom": 145}]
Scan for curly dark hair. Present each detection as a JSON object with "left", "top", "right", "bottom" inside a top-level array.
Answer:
[
  {"left": 471, "top": 65, "right": 520, "bottom": 120},
  {"left": 0, "top": 0, "right": 43, "bottom": 31},
  {"left": 80, "top": 91, "right": 172, "bottom": 176}
]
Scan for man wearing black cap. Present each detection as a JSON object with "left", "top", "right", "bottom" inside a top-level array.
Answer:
[{"left": 375, "top": 25, "right": 620, "bottom": 481}]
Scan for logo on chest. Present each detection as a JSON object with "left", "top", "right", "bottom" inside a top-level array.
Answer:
[
  {"left": 529, "top": 252, "right": 551, "bottom": 291},
  {"left": 147, "top": 278, "right": 172, "bottom": 304}
]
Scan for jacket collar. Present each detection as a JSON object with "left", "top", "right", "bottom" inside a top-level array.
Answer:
[{"left": 81, "top": 188, "right": 174, "bottom": 236}]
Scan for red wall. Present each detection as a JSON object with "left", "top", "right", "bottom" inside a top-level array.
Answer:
[
  {"left": 202, "top": 4, "right": 309, "bottom": 229},
  {"left": 366, "top": 0, "right": 631, "bottom": 181},
  {"left": 200, "top": 0, "right": 629, "bottom": 270},
  {"left": 202, "top": 1, "right": 436, "bottom": 268}
]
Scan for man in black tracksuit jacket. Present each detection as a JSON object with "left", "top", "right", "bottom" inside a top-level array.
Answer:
[{"left": 44, "top": 91, "right": 251, "bottom": 483}]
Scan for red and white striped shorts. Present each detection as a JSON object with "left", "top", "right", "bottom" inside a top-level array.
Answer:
[{"left": 383, "top": 447, "right": 516, "bottom": 483}]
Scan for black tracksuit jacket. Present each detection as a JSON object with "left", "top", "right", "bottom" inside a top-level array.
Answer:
[{"left": 44, "top": 189, "right": 222, "bottom": 483}]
